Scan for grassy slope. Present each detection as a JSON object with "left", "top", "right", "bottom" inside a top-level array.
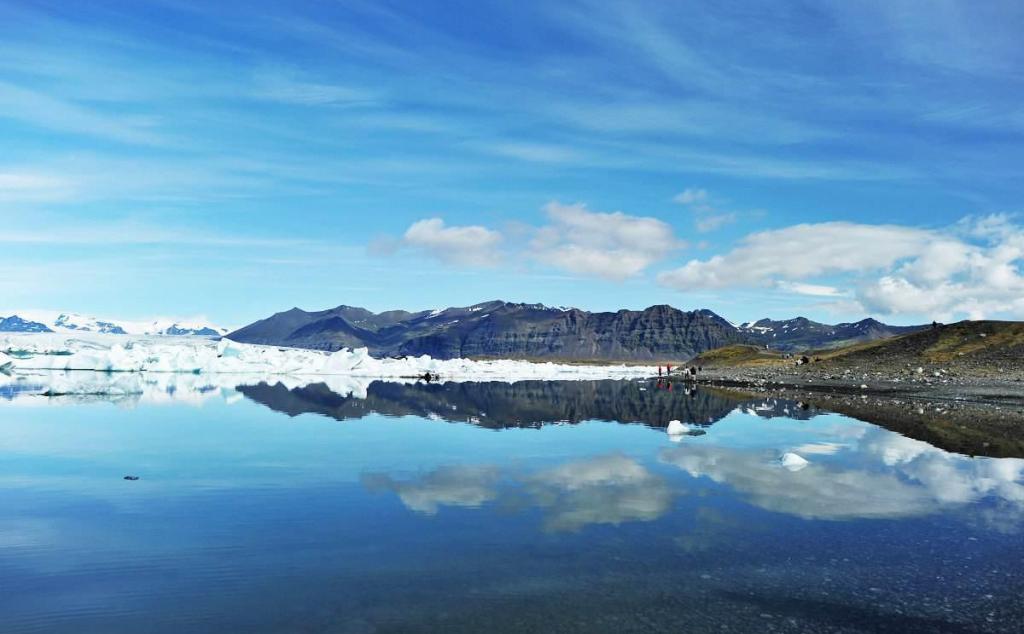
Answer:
[
  {"left": 688, "top": 344, "right": 785, "bottom": 367},
  {"left": 818, "top": 320, "right": 1024, "bottom": 367},
  {"left": 691, "top": 321, "right": 1024, "bottom": 370}
]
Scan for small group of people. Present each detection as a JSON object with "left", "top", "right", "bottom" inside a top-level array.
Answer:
[{"left": 657, "top": 364, "right": 700, "bottom": 378}]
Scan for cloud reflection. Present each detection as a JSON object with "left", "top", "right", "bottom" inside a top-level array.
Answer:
[
  {"left": 526, "top": 455, "right": 674, "bottom": 532},
  {"left": 660, "top": 429, "right": 1024, "bottom": 525},
  {"left": 362, "top": 466, "right": 500, "bottom": 515},
  {"left": 364, "top": 454, "right": 675, "bottom": 532}
]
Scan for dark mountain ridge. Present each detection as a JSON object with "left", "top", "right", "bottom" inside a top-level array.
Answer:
[
  {"left": 228, "top": 300, "right": 923, "bottom": 361},
  {"left": 738, "top": 316, "right": 925, "bottom": 351},
  {"left": 229, "top": 301, "right": 744, "bottom": 360}
]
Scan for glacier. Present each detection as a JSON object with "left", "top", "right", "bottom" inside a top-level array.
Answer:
[
  {"left": 1, "top": 310, "right": 227, "bottom": 336},
  {"left": 0, "top": 333, "right": 657, "bottom": 389}
]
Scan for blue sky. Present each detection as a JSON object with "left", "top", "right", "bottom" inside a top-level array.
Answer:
[{"left": 2, "top": 0, "right": 1023, "bottom": 327}]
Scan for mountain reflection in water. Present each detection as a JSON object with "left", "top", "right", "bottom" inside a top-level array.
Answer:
[{"left": 235, "top": 379, "right": 812, "bottom": 429}]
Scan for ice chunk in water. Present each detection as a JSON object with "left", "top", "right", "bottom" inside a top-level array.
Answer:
[
  {"left": 666, "top": 420, "right": 689, "bottom": 436},
  {"left": 780, "top": 452, "right": 809, "bottom": 471}
]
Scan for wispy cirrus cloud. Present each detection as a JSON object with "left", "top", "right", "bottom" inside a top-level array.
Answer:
[
  {"left": 0, "top": 80, "right": 168, "bottom": 146},
  {"left": 0, "top": 170, "right": 78, "bottom": 202},
  {"left": 483, "top": 142, "right": 580, "bottom": 164},
  {"left": 673, "top": 187, "right": 738, "bottom": 233},
  {"left": 249, "top": 69, "right": 380, "bottom": 106},
  {"left": 0, "top": 219, "right": 315, "bottom": 248}
]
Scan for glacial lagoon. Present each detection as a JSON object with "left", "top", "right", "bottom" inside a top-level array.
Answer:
[{"left": 1, "top": 376, "right": 1022, "bottom": 632}]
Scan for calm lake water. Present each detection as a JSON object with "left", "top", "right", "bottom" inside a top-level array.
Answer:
[{"left": 1, "top": 377, "right": 1022, "bottom": 633}]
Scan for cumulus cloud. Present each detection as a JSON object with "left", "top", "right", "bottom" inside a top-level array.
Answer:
[
  {"left": 396, "top": 201, "right": 682, "bottom": 279},
  {"left": 657, "top": 216, "right": 1024, "bottom": 320},
  {"left": 531, "top": 201, "right": 682, "bottom": 279},
  {"left": 402, "top": 218, "right": 503, "bottom": 267},
  {"left": 658, "top": 221, "right": 930, "bottom": 288}
]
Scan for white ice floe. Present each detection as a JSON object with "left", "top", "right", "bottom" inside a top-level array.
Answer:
[
  {"left": 0, "top": 333, "right": 657, "bottom": 385},
  {"left": 779, "top": 452, "right": 810, "bottom": 471},
  {"left": 666, "top": 419, "right": 690, "bottom": 437},
  {"left": 0, "top": 351, "right": 13, "bottom": 372},
  {"left": 0, "top": 367, "right": 396, "bottom": 404}
]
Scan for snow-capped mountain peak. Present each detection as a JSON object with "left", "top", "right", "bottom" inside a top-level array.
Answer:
[{"left": 0, "top": 310, "right": 227, "bottom": 337}]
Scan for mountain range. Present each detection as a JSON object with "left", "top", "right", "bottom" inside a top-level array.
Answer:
[
  {"left": 2, "top": 302, "right": 927, "bottom": 360},
  {"left": 0, "top": 311, "right": 226, "bottom": 337},
  {"left": 737, "top": 316, "right": 924, "bottom": 351},
  {"left": 227, "top": 300, "right": 925, "bottom": 361}
]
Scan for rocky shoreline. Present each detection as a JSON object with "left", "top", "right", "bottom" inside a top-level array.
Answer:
[{"left": 673, "top": 366, "right": 1024, "bottom": 458}]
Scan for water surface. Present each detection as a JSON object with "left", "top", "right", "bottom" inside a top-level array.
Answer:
[{"left": 1, "top": 377, "right": 1022, "bottom": 632}]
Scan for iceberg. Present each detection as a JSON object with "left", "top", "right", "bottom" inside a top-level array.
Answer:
[
  {"left": 780, "top": 452, "right": 809, "bottom": 471},
  {"left": 666, "top": 419, "right": 689, "bottom": 436}
]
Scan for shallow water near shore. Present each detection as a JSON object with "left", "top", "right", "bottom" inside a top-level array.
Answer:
[{"left": 1, "top": 378, "right": 1022, "bottom": 632}]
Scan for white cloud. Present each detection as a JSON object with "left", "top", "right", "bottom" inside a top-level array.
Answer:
[
  {"left": 531, "top": 201, "right": 682, "bottom": 280},
  {"left": 659, "top": 221, "right": 933, "bottom": 288},
  {"left": 0, "top": 171, "right": 76, "bottom": 202},
  {"left": 251, "top": 70, "right": 377, "bottom": 106},
  {"left": 486, "top": 142, "right": 579, "bottom": 164},
  {"left": 397, "top": 201, "right": 682, "bottom": 279},
  {"left": 0, "top": 80, "right": 166, "bottom": 145},
  {"left": 777, "top": 281, "right": 846, "bottom": 298},
  {"left": 694, "top": 212, "right": 737, "bottom": 233},
  {"left": 673, "top": 186, "right": 738, "bottom": 233},
  {"left": 0, "top": 219, "right": 313, "bottom": 248},
  {"left": 673, "top": 188, "right": 708, "bottom": 205},
  {"left": 657, "top": 216, "right": 1024, "bottom": 320},
  {"left": 402, "top": 217, "right": 503, "bottom": 267}
]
